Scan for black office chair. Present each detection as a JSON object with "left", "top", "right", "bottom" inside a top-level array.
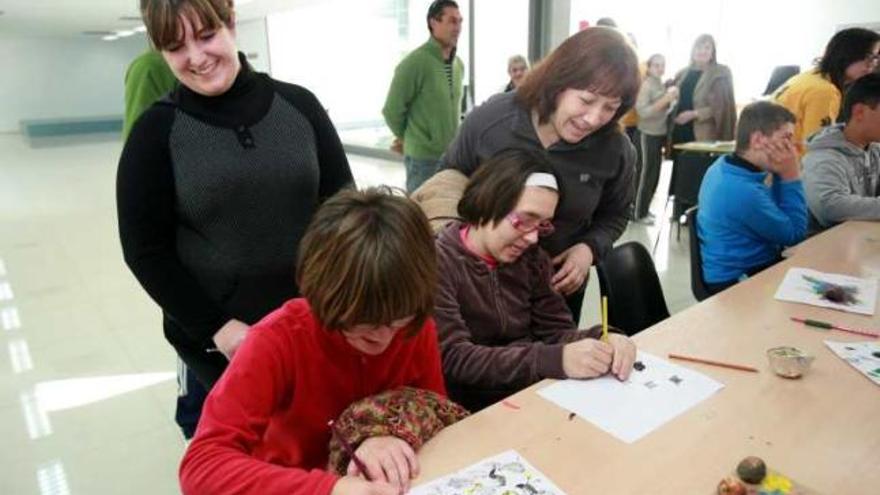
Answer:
[
  {"left": 686, "top": 206, "right": 712, "bottom": 302},
  {"left": 596, "top": 241, "right": 670, "bottom": 336},
  {"left": 763, "top": 65, "right": 800, "bottom": 96}
]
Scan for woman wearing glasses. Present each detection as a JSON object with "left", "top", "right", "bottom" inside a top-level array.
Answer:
[
  {"left": 433, "top": 150, "right": 636, "bottom": 412},
  {"left": 437, "top": 27, "right": 641, "bottom": 320},
  {"left": 774, "top": 27, "right": 880, "bottom": 150}
]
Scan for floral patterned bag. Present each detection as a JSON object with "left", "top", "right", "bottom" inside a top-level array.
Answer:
[{"left": 327, "top": 386, "right": 469, "bottom": 475}]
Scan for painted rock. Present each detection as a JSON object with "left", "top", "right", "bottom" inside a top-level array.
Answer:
[{"left": 736, "top": 456, "right": 767, "bottom": 484}]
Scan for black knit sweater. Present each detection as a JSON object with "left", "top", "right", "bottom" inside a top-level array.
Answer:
[{"left": 117, "top": 54, "right": 352, "bottom": 351}]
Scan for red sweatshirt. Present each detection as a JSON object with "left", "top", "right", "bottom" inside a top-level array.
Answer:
[{"left": 179, "top": 298, "right": 447, "bottom": 495}]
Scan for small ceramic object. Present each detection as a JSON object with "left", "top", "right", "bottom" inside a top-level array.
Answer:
[
  {"left": 717, "top": 476, "right": 746, "bottom": 495},
  {"left": 736, "top": 456, "right": 767, "bottom": 484},
  {"left": 767, "top": 346, "right": 815, "bottom": 378}
]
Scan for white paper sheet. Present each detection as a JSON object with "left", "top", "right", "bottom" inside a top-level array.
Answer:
[
  {"left": 825, "top": 340, "right": 880, "bottom": 386},
  {"left": 409, "top": 449, "right": 566, "bottom": 495},
  {"left": 537, "top": 351, "right": 724, "bottom": 443},
  {"left": 774, "top": 267, "right": 878, "bottom": 315}
]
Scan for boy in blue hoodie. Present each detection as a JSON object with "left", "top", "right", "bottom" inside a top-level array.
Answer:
[{"left": 697, "top": 101, "right": 807, "bottom": 295}]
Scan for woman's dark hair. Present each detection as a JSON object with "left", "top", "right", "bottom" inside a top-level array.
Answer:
[
  {"left": 818, "top": 28, "right": 880, "bottom": 90},
  {"left": 140, "top": 0, "right": 234, "bottom": 50},
  {"left": 458, "top": 149, "right": 560, "bottom": 228},
  {"left": 515, "top": 27, "right": 640, "bottom": 127}
]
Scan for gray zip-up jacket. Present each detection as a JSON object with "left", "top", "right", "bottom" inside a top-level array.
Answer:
[{"left": 802, "top": 124, "right": 880, "bottom": 231}]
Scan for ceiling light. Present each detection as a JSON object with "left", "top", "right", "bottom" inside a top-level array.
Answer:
[
  {"left": 102, "top": 35, "right": 119, "bottom": 41},
  {"left": 134, "top": 26, "right": 147, "bottom": 33},
  {"left": 116, "top": 30, "right": 135, "bottom": 37}
]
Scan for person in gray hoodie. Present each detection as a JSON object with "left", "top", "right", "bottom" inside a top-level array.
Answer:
[{"left": 802, "top": 73, "right": 880, "bottom": 233}]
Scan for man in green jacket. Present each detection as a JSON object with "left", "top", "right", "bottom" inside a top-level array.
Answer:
[{"left": 383, "top": 0, "right": 464, "bottom": 192}]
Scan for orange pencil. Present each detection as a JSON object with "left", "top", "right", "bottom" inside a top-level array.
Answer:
[{"left": 668, "top": 353, "right": 759, "bottom": 373}]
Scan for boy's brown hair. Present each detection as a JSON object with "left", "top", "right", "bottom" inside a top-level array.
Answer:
[
  {"left": 140, "top": 0, "right": 234, "bottom": 50},
  {"left": 297, "top": 187, "right": 437, "bottom": 335}
]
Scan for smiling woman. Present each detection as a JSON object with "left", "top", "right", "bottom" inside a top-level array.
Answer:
[
  {"left": 438, "top": 27, "right": 641, "bottom": 319},
  {"left": 117, "top": 0, "right": 353, "bottom": 394}
]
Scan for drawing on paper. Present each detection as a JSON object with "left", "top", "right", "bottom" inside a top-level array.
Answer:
[
  {"left": 774, "top": 268, "right": 878, "bottom": 316},
  {"left": 409, "top": 450, "right": 566, "bottom": 495}
]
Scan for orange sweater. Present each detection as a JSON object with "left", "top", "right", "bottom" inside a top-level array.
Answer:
[{"left": 773, "top": 70, "right": 841, "bottom": 150}]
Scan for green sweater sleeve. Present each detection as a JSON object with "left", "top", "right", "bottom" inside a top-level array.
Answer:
[
  {"left": 382, "top": 55, "right": 422, "bottom": 139},
  {"left": 123, "top": 53, "right": 177, "bottom": 139}
]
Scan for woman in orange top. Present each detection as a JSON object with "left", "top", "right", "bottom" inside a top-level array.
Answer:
[{"left": 774, "top": 28, "right": 880, "bottom": 150}]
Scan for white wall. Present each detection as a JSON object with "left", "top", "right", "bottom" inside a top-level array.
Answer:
[
  {"left": 236, "top": 18, "right": 271, "bottom": 73},
  {"left": 0, "top": 36, "right": 147, "bottom": 133},
  {"left": 569, "top": 0, "right": 880, "bottom": 102}
]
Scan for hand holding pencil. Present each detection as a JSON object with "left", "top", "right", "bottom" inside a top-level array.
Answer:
[{"left": 561, "top": 297, "right": 637, "bottom": 380}]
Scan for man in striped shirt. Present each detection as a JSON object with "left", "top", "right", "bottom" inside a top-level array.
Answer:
[{"left": 383, "top": 0, "right": 465, "bottom": 192}]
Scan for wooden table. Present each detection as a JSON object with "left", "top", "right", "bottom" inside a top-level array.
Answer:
[{"left": 415, "top": 221, "right": 880, "bottom": 494}]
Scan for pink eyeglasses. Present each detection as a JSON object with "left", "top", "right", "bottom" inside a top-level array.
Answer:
[{"left": 506, "top": 211, "right": 555, "bottom": 237}]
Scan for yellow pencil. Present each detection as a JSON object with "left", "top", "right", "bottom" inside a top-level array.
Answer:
[{"left": 601, "top": 296, "right": 608, "bottom": 342}]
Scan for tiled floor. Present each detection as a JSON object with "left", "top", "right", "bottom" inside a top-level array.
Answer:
[{"left": 0, "top": 132, "right": 694, "bottom": 494}]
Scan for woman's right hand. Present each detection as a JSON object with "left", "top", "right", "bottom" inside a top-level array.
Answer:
[
  {"left": 346, "top": 436, "right": 419, "bottom": 492},
  {"left": 212, "top": 319, "right": 250, "bottom": 360},
  {"left": 562, "top": 338, "right": 614, "bottom": 379},
  {"left": 331, "top": 476, "right": 400, "bottom": 495}
]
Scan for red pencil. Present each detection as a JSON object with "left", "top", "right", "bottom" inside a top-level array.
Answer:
[
  {"left": 790, "top": 317, "right": 880, "bottom": 339},
  {"left": 328, "top": 420, "right": 372, "bottom": 481}
]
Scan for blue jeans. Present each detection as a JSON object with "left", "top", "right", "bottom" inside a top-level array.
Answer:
[
  {"left": 175, "top": 359, "right": 207, "bottom": 439},
  {"left": 404, "top": 156, "right": 441, "bottom": 193}
]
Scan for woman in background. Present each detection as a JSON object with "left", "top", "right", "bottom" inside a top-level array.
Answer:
[
  {"left": 670, "top": 34, "right": 736, "bottom": 147},
  {"left": 634, "top": 54, "right": 678, "bottom": 223},
  {"left": 774, "top": 28, "right": 880, "bottom": 150},
  {"left": 504, "top": 54, "right": 530, "bottom": 92}
]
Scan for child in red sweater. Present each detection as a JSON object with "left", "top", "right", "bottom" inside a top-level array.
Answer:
[{"left": 180, "top": 187, "right": 446, "bottom": 495}]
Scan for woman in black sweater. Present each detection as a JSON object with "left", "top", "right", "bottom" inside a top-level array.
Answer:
[{"left": 117, "top": 0, "right": 353, "bottom": 387}]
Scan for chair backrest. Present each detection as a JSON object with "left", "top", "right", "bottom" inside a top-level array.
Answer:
[
  {"left": 596, "top": 241, "right": 670, "bottom": 336},
  {"left": 686, "top": 206, "right": 712, "bottom": 302},
  {"left": 763, "top": 65, "right": 800, "bottom": 96}
]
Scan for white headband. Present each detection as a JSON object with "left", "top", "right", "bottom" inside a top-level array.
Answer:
[{"left": 524, "top": 172, "right": 558, "bottom": 190}]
